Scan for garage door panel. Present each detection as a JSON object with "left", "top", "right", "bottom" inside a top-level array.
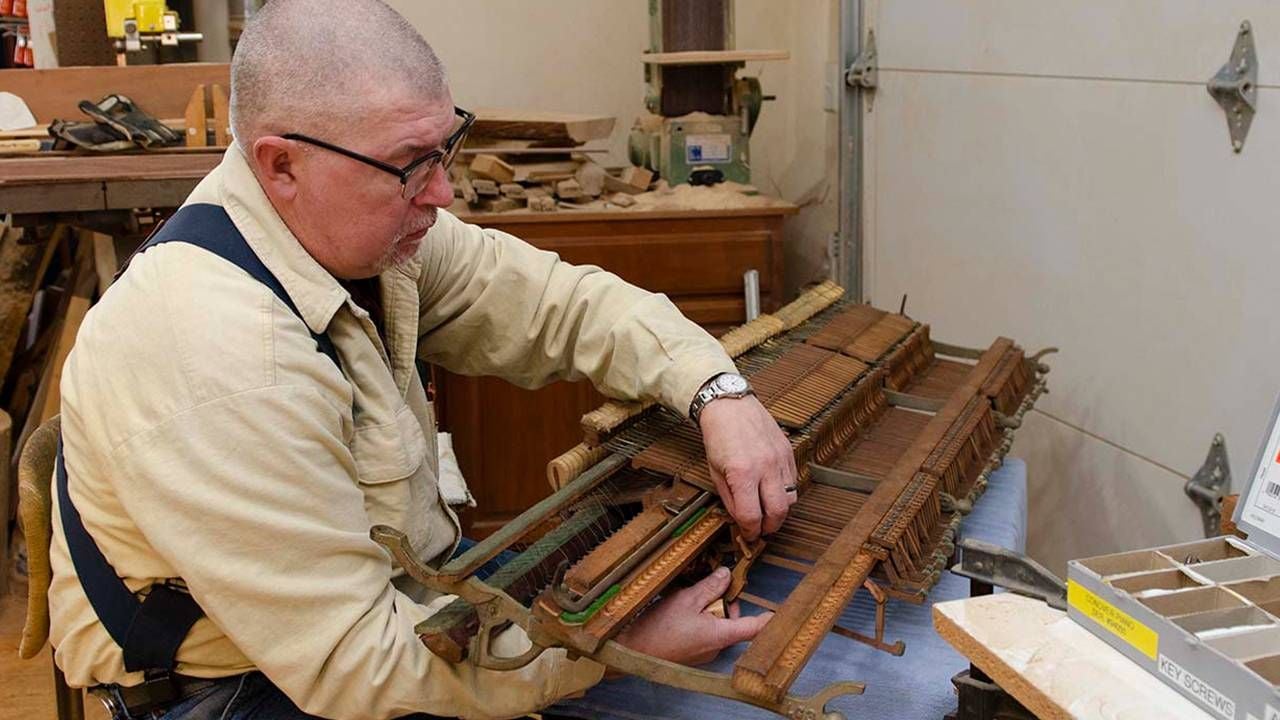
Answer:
[
  {"left": 1016, "top": 411, "right": 1203, "bottom": 574},
  {"left": 864, "top": 68, "right": 1280, "bottom": 546},
  {"left": 874, "top": 0, "right": 1280, "bottom": 86}
]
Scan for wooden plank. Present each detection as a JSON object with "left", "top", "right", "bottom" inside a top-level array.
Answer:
[
  {"left": 0, "top": 64, "right": 230, "bottom": 124},
  {"left": 183, "top": 85, "right": 208, "bottom": 148},
  {"left": 468, "top": 154, "right": 515, "bottom": 183},
  {"left": 455, "top": 203, "right": 797, "bottom": 225},
  {"left": 0, "top": 183, "right": 105, "bottom": 214},
  {"left": 458, "top": 147, "right": 607, "bottom": 156},
  {"left": 0, "top": 121, "right": 190, "bottom": 141},
  {"left": 210, "top": 85, "right": 230, "bottom": 147},
  {"left": 13, "top": 234, "right": 95, "bottom": 476},
  {"left": 641, "top": 50, "right": 789, "bottom": 65},
  {"left": 35, "top": 237, "right": 96, "bottom": 426},
  {"left": 509, "top": 160, "right": 581, "bottom": 184},
  {"left": 91, "top": 233, "right": 118, "bottom": 295},
  {"left": 933, "top": 594, "right": 1212, "bottom": 720},
  {"left": 0, "top": 224, "right": 63, "bottom": 385},
  {"left": 104, "top": 178, "right": 203, "bottom": 210},
  {"left": 0, "top": 154, "right": 220, "bottom": 185},
  {"left": 470, "top": 108, "right": 616, "bottom": 144},
  {"left": 0, "top": 140, "right": 41, "bottom": 153},
  {"left": 0, "top": 410, "right": 11, "bottom": 595}
]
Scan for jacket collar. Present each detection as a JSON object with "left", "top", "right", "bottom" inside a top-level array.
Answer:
[{"left": 213, "top": 146, "right": 350, "bottom": 335}]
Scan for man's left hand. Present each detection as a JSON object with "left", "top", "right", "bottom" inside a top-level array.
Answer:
[{"left": 698, "top": 395, "right": 798, "bottom": 540}]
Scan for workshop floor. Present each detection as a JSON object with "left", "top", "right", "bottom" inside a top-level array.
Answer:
[{"left": 0, "top": 577, "right": 106, "bottom": 719}]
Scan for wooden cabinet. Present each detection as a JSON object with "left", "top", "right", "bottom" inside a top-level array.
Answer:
[{"left": 436, "top": 205, "right": 795, "bottom": 537}]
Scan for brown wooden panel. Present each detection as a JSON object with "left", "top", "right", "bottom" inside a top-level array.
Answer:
[
  {"left": 482, "top": 229, "right": 772, "bottom": 297},
  {"left": 0, "top": 64, "right": 231, "bottom": 124},
  {"left": 0, "top": 183, "right": 105, "bottom": 214},
  {"left": 441, "top": 372, "right": 605, "bottom": 538},
  {"left": 547, "top": 231, "right": 771, "bottom": 296},
  {"left": 0, "top": 154, "right": 220, "bottom": 185},
  {"left": 104, "top": 179, "right": 202, "bottom": 210},
  {"left": 673, "top": 294, "right": 748, "bottom": 326}
]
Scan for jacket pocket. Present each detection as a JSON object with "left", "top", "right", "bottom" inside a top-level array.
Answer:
[{"left": 350, "top": 404, "right": 432, "bottom": 551}]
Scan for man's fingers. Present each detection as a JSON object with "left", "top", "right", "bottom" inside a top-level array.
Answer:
[
  {"left": 759, "top": 468, "right": 791, "bottom": 536},
  {"left": 735, "top": 501, "right": 762, "bottom": 541},
  {"left": 684, "top": 566, "right": 732, "bottom": 609},
  {"left": 715, "top": 611, "right": 774, "bottom": 646},
  {"left": 709, "top": 465, "right": 740, "bottom": 526},
  {"left": 782, "top": 438, "right": 800, "bottom": 498}
]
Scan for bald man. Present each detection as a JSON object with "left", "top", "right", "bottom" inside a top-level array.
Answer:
[{"left": 45, "top": 1, "right": 797, "bottom": 719}]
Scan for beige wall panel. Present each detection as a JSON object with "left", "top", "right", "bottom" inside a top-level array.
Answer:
[
  {"left": 1016, "top": 410, "right": 1203, "bottom": 575},
  {"left": 865, "top": 3, "right": 1280, "bottom": 560},
  {"left": 865, "top": 72, "right": 1280, "bottom": 489},
  {"left": 875, "top": 0, "right": 1280, "bottom": 86}
]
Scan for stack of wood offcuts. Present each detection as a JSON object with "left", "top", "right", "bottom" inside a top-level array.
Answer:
[{"left": 453, "top": 109, "right": 653, "bottom": 214}]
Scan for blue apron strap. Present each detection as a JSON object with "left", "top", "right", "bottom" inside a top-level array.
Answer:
[
  {"left": 60, "top": 203, "right": 341, "bottom": 674},
  {"left": 57, "top": 439, "right": 203, "bottom": 672},
  {"left": 132, "top": 203, "right": 340, "bottom": 369}
]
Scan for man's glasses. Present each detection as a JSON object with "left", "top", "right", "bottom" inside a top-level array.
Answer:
[{"left": 283, "top": 107, "right": 476, "bottom": 199}]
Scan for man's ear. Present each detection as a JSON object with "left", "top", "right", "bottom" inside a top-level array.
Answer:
[{"left": 252, "top": 136, "right": 302, "bottom": 201}]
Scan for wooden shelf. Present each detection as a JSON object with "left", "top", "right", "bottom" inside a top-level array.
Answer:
[{"left": 641, "top": 50, "right": 789, "bottom": 66}]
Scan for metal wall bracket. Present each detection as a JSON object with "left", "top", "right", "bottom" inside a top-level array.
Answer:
[
  {"left": 1185, "top": 433, "right": 1232, "bottom": 538},
  {"left": 1207, "top": 21, "right": 1258, "bottom": 153},
  {"left": 845, "top": 30, "right": 878, "bottom": 95}
]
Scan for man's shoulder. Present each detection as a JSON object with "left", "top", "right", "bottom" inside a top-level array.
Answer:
[{"left": 65, "top": 241, "right": 303, "bottom": 444}]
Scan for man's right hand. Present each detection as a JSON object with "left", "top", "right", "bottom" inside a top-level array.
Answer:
[{"left": 615, "top": 566, "right": 772, "bottom": 666}]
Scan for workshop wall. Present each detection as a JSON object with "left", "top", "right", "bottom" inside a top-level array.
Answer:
[
  {"left": 387, "top": 0, "right": 839, "bottom": 297},
  {"left": 860, "top": 0, "right": 1280, "bottom": 573}
]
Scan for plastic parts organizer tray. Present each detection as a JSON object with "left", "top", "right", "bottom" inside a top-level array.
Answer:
[{"left": 1069, "top": 395, "right": 1280, "bottom": 720}]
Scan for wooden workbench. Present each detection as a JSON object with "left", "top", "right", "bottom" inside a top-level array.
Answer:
[
  {"left": 0, "top": 152, "right": 220, "bottom": 214},
  {"left": 933, "top": 593, "right": 1213, "bottom": 719}
]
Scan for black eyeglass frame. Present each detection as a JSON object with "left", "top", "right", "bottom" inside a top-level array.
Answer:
[{"left": 283, "top": 107, "right": 476, "bottom": 198}]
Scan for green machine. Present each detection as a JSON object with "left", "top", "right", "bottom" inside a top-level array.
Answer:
[{"left": 627, "top": 0, "right": 785, "bottom": 186}]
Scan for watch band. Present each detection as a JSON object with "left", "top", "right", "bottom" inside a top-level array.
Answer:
[{"left": 689, "top": 372, "right": 754, "bottom": 424}]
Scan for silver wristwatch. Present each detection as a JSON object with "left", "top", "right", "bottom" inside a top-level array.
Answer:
[{"left": 689, "top": 372, "right": 754, "bottom": 424}]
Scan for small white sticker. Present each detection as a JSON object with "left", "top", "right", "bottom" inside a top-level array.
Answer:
[
  {"left": 1243, "top": 414, "right": 1280, "bottom": 538},
  {"left": 1158, "top": 654, "right": 1236, "bottom": 719},
  {"left": 685, "top": 134, "right": 732, "bottom": 164}
]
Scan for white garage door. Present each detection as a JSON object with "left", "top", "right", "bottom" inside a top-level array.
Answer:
[{"left": 859, "top": 0, "right": 1280, "bottom": 571}]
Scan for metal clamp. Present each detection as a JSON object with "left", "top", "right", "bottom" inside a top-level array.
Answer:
[
  {"left": 951, "top": 538, "right": 1067, "bottom": 610},
  {"left": 1185, "top": 433, "right": 1232, "bottom": 538},
  {"left": 1207, "top": 21, "right": 1258, "bottom": 153}
]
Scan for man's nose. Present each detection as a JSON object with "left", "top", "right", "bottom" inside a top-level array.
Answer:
[{"left": 411, "top": 167, "right": 456, "bottom": 208}]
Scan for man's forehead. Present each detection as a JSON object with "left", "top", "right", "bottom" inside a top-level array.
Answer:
[{"left": 371, "top": 89, "right": 455, "bottom": 149}]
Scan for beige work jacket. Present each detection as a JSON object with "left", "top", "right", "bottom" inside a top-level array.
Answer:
[{"left": 46, "top": 147, "right": 736, "bottom": 719}]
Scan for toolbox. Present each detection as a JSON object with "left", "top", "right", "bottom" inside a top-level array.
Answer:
[{"left": 1069, "top": 395, "right": 1280, "bottom": 720}]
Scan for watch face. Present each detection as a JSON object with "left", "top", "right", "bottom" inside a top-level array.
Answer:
[{"left": 717, "top": 373, "right": 750, "bottom": 394}]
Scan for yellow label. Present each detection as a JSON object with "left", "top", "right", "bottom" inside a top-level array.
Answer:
[{"left": 1068, "top": 579, "right": 1158, "bottom": 660}]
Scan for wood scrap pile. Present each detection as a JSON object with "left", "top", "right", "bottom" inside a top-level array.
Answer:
[{"left": 453, "top": 108, "right": 655, "bottom": 213}]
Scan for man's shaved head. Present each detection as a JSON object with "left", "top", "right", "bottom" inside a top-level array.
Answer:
[{"left": 230, "top": 0, "right": 447, "bottom": 148}]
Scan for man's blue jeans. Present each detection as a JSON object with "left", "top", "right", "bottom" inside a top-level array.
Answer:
[{"left": 150, "top": 538, "right": 516, "bottom": 720}]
